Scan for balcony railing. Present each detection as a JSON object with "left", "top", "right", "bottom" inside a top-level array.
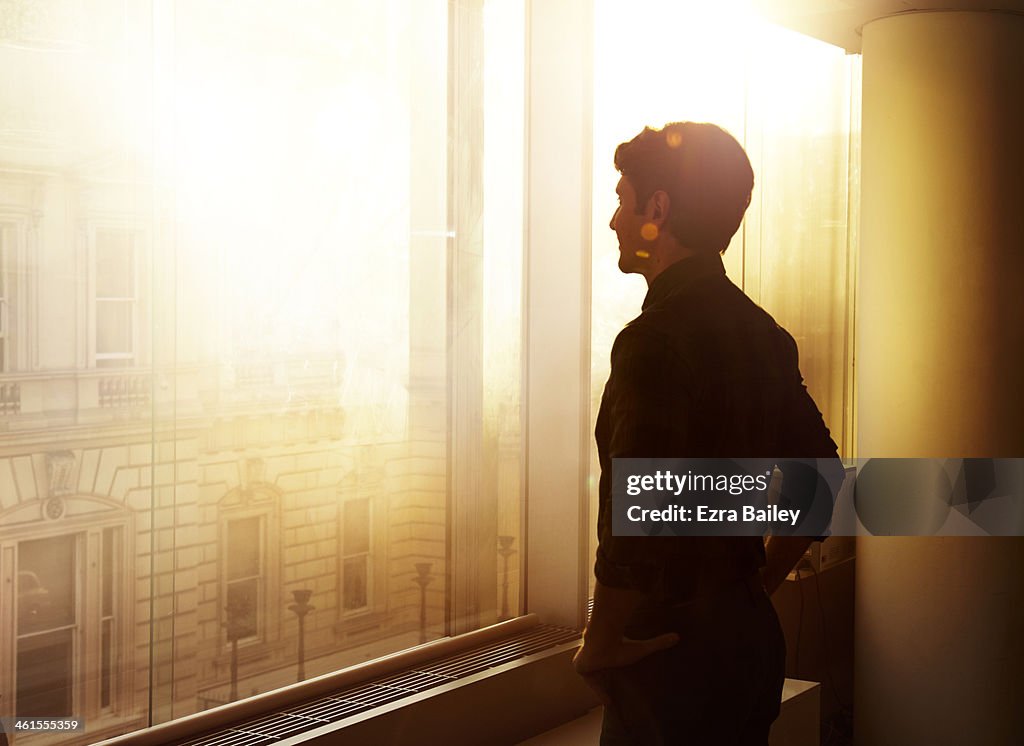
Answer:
[
  {"left": 99, "top": 375, "right": 151, "bottom": 408},
  {"left": 0, "top": 382, "right": 20, "bottom": 414},
  {"left": 0, "top": 359, "right": 352, "bottom": 432}
]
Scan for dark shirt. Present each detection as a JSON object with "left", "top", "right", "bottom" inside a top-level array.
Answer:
[{"left": 594, "top": 252, "right": 843, "bottom": 601}]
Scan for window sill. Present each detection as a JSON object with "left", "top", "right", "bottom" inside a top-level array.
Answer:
[{"left": 95, "top": 615, "right": 562, "bottom": 746}]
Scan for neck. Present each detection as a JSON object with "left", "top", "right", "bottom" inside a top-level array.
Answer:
[{"left": 641, "top": 243, "right": 700, "bottom": 286}]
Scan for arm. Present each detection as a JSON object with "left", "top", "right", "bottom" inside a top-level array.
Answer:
[
  {"left": 765, "top": 331, "right": 845, "bottom": 592},
  {"left": 575, "top": 328, "right": 684, "bottom": 692},
  {"left": 583, "top": 581, "right": 642, "bottom": 649}
]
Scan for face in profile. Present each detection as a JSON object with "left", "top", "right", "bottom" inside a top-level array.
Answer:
[{"left": 610, "top": 175, "right": 649, "bottom": 275}]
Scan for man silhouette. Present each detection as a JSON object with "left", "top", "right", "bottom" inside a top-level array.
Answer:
[{"left": 573, "top": 122, "right": 844, "bottom": 744}]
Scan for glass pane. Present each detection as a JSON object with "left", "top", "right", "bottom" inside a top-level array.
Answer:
[
  {"left": 226, "top": 517, "right": 261, "bottom": 581},
  {"left": 226, "top": 578, "right": 259, "bottom": 640},
  {"left": 96, "top": 301, "right": 133, "bottom": 355},
  {"left": 103, "top": 527, "right": 116, "bottom": 617},
  {"left": 745, "top": 29, "right": 859, "bottom": 456},
  {"left": 589, "top": 1, "right": 859, "bottom": 595},
  {"left": 0, "top": 0, "right": 158, "bottom": 737},
  {"left": 342, "top": 556, "right": 368, "bottom": 611},
  {"left": 17, "top": 629, "right": 75, "bottom": 718},
  {"left": 343, "top": 500, "right": 370, "bottom": 555},
  {"left": 483, "top": 0, "right": 525, "bottom": 623},
  {"left": 96, "top": 230, "right": 134, "bottom": 298},
  {"left": 2, "top": 0, "right": 525, "bottom": 738},
  {"left": 18, "top": 535, "right": 76, "bottom": 634}
]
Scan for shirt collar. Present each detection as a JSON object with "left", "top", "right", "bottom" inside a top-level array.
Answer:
[{"left": 641, "top": 252, "right": 727, "bottom": 311}]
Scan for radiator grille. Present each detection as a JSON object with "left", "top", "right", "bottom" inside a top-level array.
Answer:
[{"left": 176, "top": 624, "right": 579, "bottom": 745}]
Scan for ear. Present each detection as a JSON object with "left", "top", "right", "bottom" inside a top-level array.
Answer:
[{"left": 646, "top": 190, "right": 671, "bottom": 226}]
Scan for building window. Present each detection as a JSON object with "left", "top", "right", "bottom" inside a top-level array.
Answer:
[
  {"left": 16, "top": 534, "right": 77, "bottom": 717},
  {"left": 341, "top": 498, "right": 371, "bottom": 613},
  {"left": 11, "top": 526, "right": 123, "bottom": 718},
  {"left": 223, "top": 515, "right": 264, "bottom": 642},
  {"left": 94, "top": 228, "right": 137, "bottom": 368}
]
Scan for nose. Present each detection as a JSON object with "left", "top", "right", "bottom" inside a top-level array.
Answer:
[{"left": 609, "top": 206, "right": 619, "bottom": 231}]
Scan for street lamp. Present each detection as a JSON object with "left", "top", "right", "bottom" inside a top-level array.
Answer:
[
  {"left": 497, "top": 535, "right": 517, "bottom": 620},
  {"left": 222, "top": 595, "right": 251, "bottom": 701},
  {"left": 412, "top": 562, "right": 433, "bottom": 643},
  {"left": 288, "top": 589, "right": 315, "bottom": 682}
]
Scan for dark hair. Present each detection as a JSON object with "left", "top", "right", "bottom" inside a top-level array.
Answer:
[{"left": 613, "top": 122, "right": 754, "bottom": 253}]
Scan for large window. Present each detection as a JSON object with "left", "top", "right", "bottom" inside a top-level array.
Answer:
[
  {"left": 0, "top": 0, "right": 524, "bottom": 741},
  {"left": 588, "top": 1, "right": 861, "bottom": 587},
  {"left": 0, "top": 0, "right": 864, "bottom": 741}
]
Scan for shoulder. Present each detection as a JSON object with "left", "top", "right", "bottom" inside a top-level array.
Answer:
[
  {"left": 609, "top": 322, "right": 670, "bottom": 371},
  {"left": 699, "top": 282, "right": 800, "bottom": 353},
  {"left": 666, "top": 279, "right": 804, "bottom": 375},
  {"left": 613, "top": 317, "right": 663, "bottom": 348},
  {"left": 607, "top": 321, "right": 700, "bottom": 404}
]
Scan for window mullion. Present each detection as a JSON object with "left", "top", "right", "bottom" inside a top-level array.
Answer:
[{"left": 522, "top": 0, "right": 594, "bottom": 630}]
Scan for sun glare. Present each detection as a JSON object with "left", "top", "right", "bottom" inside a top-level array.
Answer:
[{"left": 162, "top": 11, "right": 412, "bottom": 369}]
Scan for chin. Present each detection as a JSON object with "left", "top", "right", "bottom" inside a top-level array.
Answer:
[{"left": 616, "top": 250, "right": 631, "bottom": 272}]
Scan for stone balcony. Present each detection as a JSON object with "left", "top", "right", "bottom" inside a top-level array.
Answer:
[{"left": 0, "top": 358, "right": 350, "bottom": 437}]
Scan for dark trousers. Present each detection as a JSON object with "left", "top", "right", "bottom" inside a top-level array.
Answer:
[{"left": 600, "top": 577, "right": 786, "bottom": 745}]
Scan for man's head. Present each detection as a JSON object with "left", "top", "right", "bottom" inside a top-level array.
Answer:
[{"left": 610, "top": 122, "right": 753, "bottom": 278}]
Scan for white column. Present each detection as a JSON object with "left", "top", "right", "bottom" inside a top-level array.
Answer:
[{"left": 856, "top": 12, "right": 1024, "bottom": 745}]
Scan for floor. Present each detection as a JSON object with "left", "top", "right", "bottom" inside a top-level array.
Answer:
[
  {"left": 517, "top": 708, "right": 603, "bottom": 745},
  {"left": 515, "top": 679, "right": 826, "bottom": 745}
]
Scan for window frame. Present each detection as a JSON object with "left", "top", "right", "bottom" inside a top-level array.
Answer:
[
  {"left": 88, "top": 223, "right": 147, "bottom": 370},
  {"left": 339, "top": 496, "right": 373, "bottom": 616},
  {"left": 217, "top": 495, "right": 280, "bottom": 651},
  {"left": 221, "top": 513, "right": 267, "bottom": 645},
  {"left": 0, "top": 213, "right": 31, "bottom": 374},
  {"left": 0, "top": 508, "right": 135, "bottom": 729},
  {"left": 520, "top": 0, "right": 594, "bottom": 631},
  {"left": 14, "top": 531, "right": 81, "bottom": 720},
  {"left": 99, "top": 525, "right": 122, "bottom": 714}
]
